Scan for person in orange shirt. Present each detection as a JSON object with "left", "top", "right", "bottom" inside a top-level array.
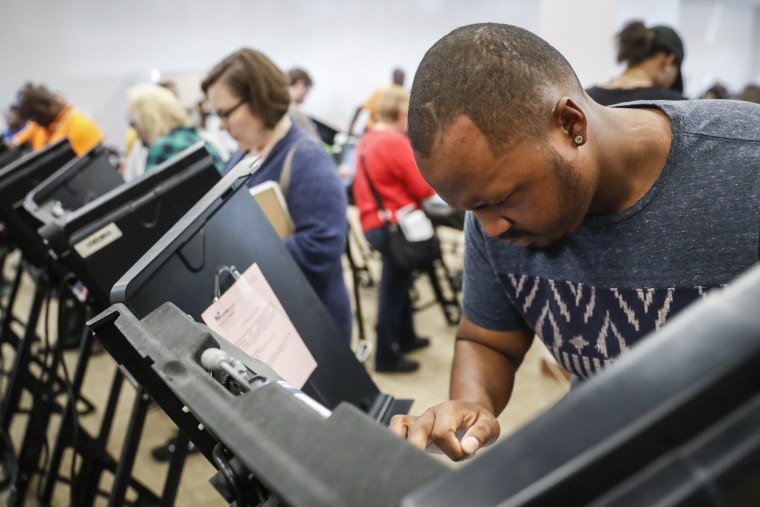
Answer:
[{"left": 12, "top": 82, "right": 103, "bottom": 155}]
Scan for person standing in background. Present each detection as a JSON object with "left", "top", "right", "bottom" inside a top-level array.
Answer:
[
  {"left": 586, "top": 21, "right": 687, "bottom": 105},
  {"left": 736, "top": 84, "right": 760, "bottom": 104},
  {"left": 11, "top": 82, "right": 103, "bottom": 155},
  {"left": 287, "top": 67, "right": 320, "bottom": 141},
  {"left": 352, "top": 86, "right": 435, "bottom": 373},
  {"left": 2, "top": 105, "right": 27, "bottom": 145},
  {"left": 701, "top": 82, "right": 730, "bottom": 100},
  {"left": 347, "top": 67, "right": 406, "bottom": 136}
]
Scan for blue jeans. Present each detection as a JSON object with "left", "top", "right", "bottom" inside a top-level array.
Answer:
[{"left": 364, "top": 226, "right": 418, "bottom": 364}]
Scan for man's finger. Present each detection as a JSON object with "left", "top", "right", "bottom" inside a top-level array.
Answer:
[
  {"left": 428, "top": 413, "right": 473, "bottom": 460},
  {"left": 460, "top": 417, "right": 500, "bottom": 456},
  {"left": 460, "top": 435, "right": 480, "bottom": 455},
  {"left": 388, "top": 414, "right": 414, "bottom": 438},
  {"left": 406, "top": 411, "right": 436, "bottom": 450}
]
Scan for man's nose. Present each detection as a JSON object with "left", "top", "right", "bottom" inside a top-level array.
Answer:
[{"left": 472, "top": 209, "right": 512, "bottom": 238}]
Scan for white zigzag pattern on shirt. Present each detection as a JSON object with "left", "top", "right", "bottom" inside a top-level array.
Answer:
[
  {"left": 635, "top": 288, "right": 655, "bottom": 313},
  {"left": 583, "top": 286, "right": 596, "bottom": 324},
  {"left": 549, "top": 279, "right": 571, "bottom": 323},
  {"left": 535, "top": 300, "right": 563, "bottom": 349},
  {"left": 594, "top": 310, "right": 629, "bottom": 359},
  {"left": 611, "top": 288, "right": 640, "bottom": 332},
  {"left": 508, "top": 274, "right": 527, "bottom": 298},
  {"left": 522, "top": 276, "right": 540, "bottom": 313},
  {"left": 566, "top": 281, "right": 584, "bottom": 307},
  {"left": 507, "top": 277, "right": 715, "bottom": 374},
  {"left": 655, "top": 287, "right": 675, "bottom": 330}
]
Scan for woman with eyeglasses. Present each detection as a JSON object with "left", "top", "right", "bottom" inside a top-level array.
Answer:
[{"left": 201, "top": 48, "right": 352, "bottom": 346}]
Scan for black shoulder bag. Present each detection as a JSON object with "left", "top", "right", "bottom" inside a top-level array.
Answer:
[{"left": 359, "top": 150, "right": 440, "bottom": 272}]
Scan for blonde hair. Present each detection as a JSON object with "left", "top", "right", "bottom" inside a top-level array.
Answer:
[
  {"left": 377, "top": 86, "right": 409, "bottom": 123},
  {"left": 127, "top": 84, "right": 191, "bottom": 145}
]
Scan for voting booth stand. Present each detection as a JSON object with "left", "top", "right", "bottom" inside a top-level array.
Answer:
[
  {"left": 88, "top": 301, "right": 446, "bottom": 507},
  {"left": 0, "top": 140, "right": 83, "bottom": 502},
  {"left": 86, "top": 162, "right": 414, "bottom": 503},
  {"left": 0, "top": 141, "right": 222, "bottom": 505},
  {"left": 34, "top": 143, "right": 221, "bottom": 506},
  {"left": 111, "top": 161, "right": 411, "bottom": 421},
  {"left": 1, "top": 144, "right": 413, "bottom": 505},
  {"left": 95, "top": 262, "right": 760, "bottom": 506}
]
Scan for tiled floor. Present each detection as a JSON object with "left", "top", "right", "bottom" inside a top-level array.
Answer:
[{"left": 2, "top": 220, "right": 569, "bottom": 505}]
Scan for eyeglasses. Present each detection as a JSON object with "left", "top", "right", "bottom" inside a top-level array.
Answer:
[{"left": 214, "top": 98, "right": 246, "bottom": 121}]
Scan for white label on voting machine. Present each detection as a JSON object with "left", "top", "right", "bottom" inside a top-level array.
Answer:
[{"left": 73, "top": 223, "right": 123, "bottom": 259}]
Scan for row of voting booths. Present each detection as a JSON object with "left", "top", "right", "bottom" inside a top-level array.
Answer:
[{"left": 0, "top": 138, "right": 758, "bottom": 506}]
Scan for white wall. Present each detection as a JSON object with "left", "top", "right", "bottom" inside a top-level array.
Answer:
[
  {"left": 0, "top": 0, "right": 538, "bottom": 148},
  {"left": 1, "top": 0, "right": 757, "bottom": 149},
  {"left": 680, "top": 1, "right": 759, "bottom": 97},
  {"left": 539, "top": 0, "right": 620, "bottom": 88}
]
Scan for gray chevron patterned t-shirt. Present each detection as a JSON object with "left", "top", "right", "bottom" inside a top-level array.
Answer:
[{"left": 462, "top": 99, "right": 760, "bottom": 379}]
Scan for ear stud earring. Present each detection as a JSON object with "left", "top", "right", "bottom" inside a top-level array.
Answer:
[{"left": 574, "top": 135, "right": 585, "bottom": 146}]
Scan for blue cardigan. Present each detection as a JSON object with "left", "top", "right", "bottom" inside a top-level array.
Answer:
[{"left": 225, "top": 124, "right": 352, "bottom": 345}]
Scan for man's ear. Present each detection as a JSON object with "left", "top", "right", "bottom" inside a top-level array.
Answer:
[{"left": 551, "top": 96, "right": 588, "bottom": 146}]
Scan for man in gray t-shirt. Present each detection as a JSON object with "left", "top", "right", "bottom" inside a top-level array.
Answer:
[
  {"left": 464, "top": 99, "right": 760, "bottom": 380},
  {"left": 389, "top": 23, "right": 760, "bottom": 462}
]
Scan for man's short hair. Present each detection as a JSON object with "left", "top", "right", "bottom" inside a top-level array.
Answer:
[
  {"left": 392, "top": 68, "right": 405, "bottom": 87},
  {"left": 287, "top": 68, "right": 313, "bottom": 87},
  {"left": 201, "top": 48, "right": 290, "bottom": 129},
  {"left": 408, "top": 23, "right": 583, "bottom": 158}
]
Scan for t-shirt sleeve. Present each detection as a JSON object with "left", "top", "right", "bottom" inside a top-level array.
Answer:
[
  {"left": 11, "top": 123, "right": 35, "bottom": 146},
  {"left": 462, "top": 212, "right": 529, "bottom": 332},
  {"left": 67, "top": 115, "right": 103, "bottom": 155}
]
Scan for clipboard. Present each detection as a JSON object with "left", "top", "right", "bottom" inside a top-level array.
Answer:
[{"left": 248, "top": 180, "right": 294, "bottom": 239}]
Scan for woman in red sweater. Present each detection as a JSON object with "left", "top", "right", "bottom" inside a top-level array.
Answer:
[{"left": 352, "top": 87, "right": 436, "bottom": 373}]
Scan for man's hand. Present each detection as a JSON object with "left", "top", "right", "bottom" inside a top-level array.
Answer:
[
  {"left": 389, "top": 319, "right": 531, "bottom": 461},
  {"left": 389, "top": 400, "right": 500, "bottom": 461}
]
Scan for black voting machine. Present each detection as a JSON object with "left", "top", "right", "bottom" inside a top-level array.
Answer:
[
  {"left": 92, "top": 260, "right": 760, "bottom": 506},
  {"left": 110, "top": 160, "right": 411, "bottom": 420},
  {"left": 0, "top": 140, "right": 123, "bottom": 504},
  {"left": 0, "top": 139, "right": 414, "bottom": 505},
  {"left": 24, "top": 144, "right": 124, "bottom": 230},
  {"left": 34, "top": 142, "right": 222, "bottom": 506},
  {"left": 42, "top": 143, "right": 222, "bottom": 506},
  {"left": 89, "top": 301, "right": 447, "bottom": 507},
  {"left": 91, "top": 157, "right": 411, "bottom": 502},
  {"left": 0, "top": 141, "right": 222, "bottom": 505},
  {"left": 41, "top": 142, "right": 221, "bottom": 306}
]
